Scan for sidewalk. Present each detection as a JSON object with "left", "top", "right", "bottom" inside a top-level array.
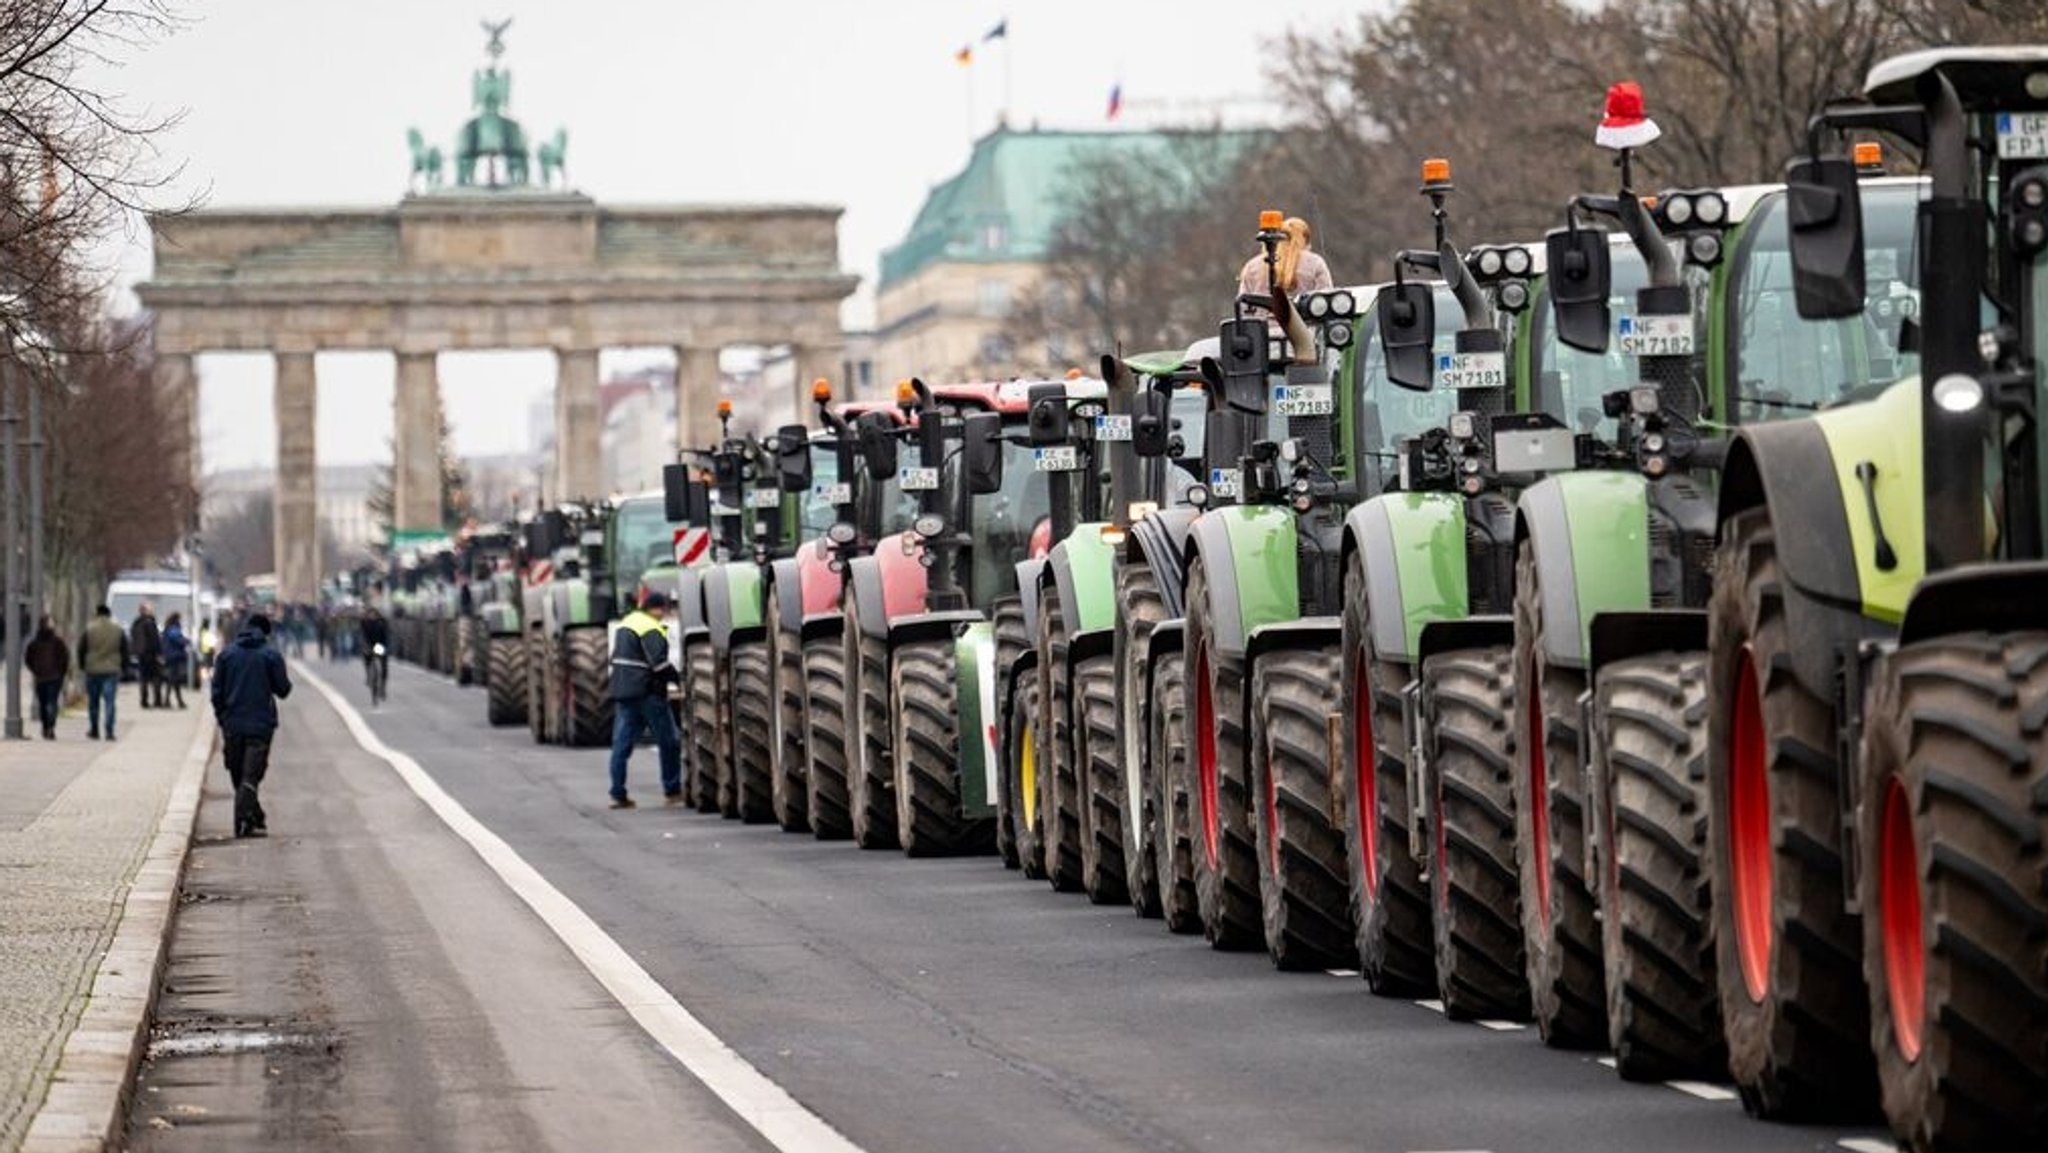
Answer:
[{"left": 0, "top": 694, "right": 211, "bottom": 1153}]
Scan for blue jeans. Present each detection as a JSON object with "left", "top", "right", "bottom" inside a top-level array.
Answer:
[
  {"left": 85, "top": 673, "right": 117, "bottom": 736},
  {"left": 608, "top": 695, "right": 681, "bottom": 800}
]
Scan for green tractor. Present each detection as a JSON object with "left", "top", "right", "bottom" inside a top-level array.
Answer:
[
  {"left": 456, "top": 524, "right": 530, "bottom": 725},
  {"left": 1706, "top": 48, "right": 2048, "bottom": 1146}
]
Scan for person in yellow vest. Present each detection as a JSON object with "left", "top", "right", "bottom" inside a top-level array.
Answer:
[{"left": 607, "top": 591, "right": 682, "bottom": 809}]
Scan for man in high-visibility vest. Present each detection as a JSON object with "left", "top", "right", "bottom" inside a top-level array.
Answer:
[{"left": 607, "top": 590, "right": 682, "bottom": 809}]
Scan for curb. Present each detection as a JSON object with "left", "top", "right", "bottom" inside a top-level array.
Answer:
[{"left": 17, "top": 713, "right": 216, "bottom": 1153}]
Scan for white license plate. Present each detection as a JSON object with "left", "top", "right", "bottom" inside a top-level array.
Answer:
[
  {"left": 1618, "top": 313, "right": 1695, "bottom": 357},
  {"left": 1271, "top": 383, "right": 1333, "bottom": 416},
  {"left": 1436, "top": 351, "right": 1506, "bottom": 390},
  {"left": 747, "top": 488, "right": 781, "bottom": 509},
  {"left": 899, "top": 466, "right": 940, "bottom": 491},
  {"left": 1034, "top": 445, "right": 1080, "bottom": 471},
  {"left": 814, "top": 482, "right": 851, "bottom": 504},
  {"left": 1998, "top": 112, "right": 2048, "bottom": 159},
  {"left": 1208, "top": 467, "right": 1240, "bottom": 498},
  {"left": 1094, "top": 414, "right": 1133, "bottom": 441}
]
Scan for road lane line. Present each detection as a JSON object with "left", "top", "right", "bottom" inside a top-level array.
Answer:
[
  {"left": 1596, "top": 1057, "right": 1618, "bottom": 1069},
  {"left": 1665, "top": 1080, "right": 1738, "bottom": 1101},
  {"left": 1475, "top": 1020, "right": 1525, "bottom": 1032},
  {"left": 1414, "top": 999, "right": 1446, "bottom": 1014},
  {"left": 303, "top": 667, "right": 867, "bottom": 1153},
  {"left": 1837, "top": 1140, "right": 1897, "bottom": 1153}
]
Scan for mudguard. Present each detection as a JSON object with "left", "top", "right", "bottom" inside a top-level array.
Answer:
[
  {"left": 675, "top": 566, "right": 706, "bottom": 634},
  {"left": 886, "top": 609, "right": 981, "bottom": 651},
  {"left": 874, "top": 531, "right": 931, "bottom": 626},
  {"left": 846, "top": 555, "right": 889, "bottom": 641},
  {"left": 1586, "top": 610, "right": 1706, "bottom": 675},
  {"left": 1245, "top": 616, "right": 1340, "bottom": 669},
  {"left": 1899, "top": 561, "right": 2048, "bottom": 646},
  {"left": 1129, "top": 507, "right": 1197, "bottom": 618},
  {"left": 954, "top": 621, "right": 1000, "bottom": 818},
  {"left": 1514, "top": 472, "right": 1652, "bottom": 669},
  {"left": 796, "top": 538, "right": 843, "bottom": 616},
  {"left": 1416, "top": 615, "right": 1513, "bottom": 667},
  {"left": 1185, "top": 504, "right": 1301, "bottom": 661},
  {"left": 1344, "top": 493, "right": 1470, "bottom": 665},
  {"left": 704, "top": 561, "right": 765, "bottom": 652},
  {"left": 1718, "top": 379, "right": 1919, "bottom": 696},
  {"left": 768, "top": 556, "right": 804, "bottom": 634},
  {"left": 1015, "top": 558, "right": 1048, "bottom": 636},
  {"left": 1051, "top": 526, "right": 1118, "bottom": 639},
  {"left": 482, "top": 601, "right": 521, "bottom": 636}
]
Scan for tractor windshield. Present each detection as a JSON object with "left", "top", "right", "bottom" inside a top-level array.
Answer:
[
  {"left": 1353, "top": 285, "right": 1463, "bottom": 495},
  {"left": 1726, "top": 181, "right": 1921, "bottom": 419},
  {"left": 611, "top": 496, "right": 678, "bottom": 600},
  {"left": 965, "top": 435, "right": 1053, "bottom": 612},
  {"left": 797, "top": 443, "right": 841, "bottom": 539},
  {"left": 1528, "top": 245, "right": 1675, "bottom": 444}
]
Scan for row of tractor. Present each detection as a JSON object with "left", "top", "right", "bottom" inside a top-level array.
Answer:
[{"left": 383, "top": 50, "right": 2047, "bottom": 1153}]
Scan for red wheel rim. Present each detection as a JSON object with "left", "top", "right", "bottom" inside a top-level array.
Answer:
[
  {"left": 1880, "top": 776, "right": 1926, "bottom": 1061},
  {"left": 1526, "top": 652, "right": 1552, "bottom": 930},
  {"left": 1196, "top": 647, "right": 1220, "bottom": 867},
  {"left": 1353, "top": 651, "right": 1380, "bottom": 891},
  {"left": 1728, "top": 646, "right": 1774, "bottom": 1003}
]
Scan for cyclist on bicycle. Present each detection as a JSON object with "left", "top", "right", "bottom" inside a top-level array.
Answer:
[{"left": 361, "top": 606, "right": 392, "bottom": 703}]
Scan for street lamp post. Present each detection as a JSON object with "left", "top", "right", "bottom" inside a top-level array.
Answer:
[
  {"left": 27, "top": 360, "right": 43, "bottom": 635},
  {"left": 2, "top": 358, "right": 23, "bottom": 739}
]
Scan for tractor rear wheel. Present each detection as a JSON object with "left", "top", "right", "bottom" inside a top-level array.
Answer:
[
  {"left": 769, "top": 614, "right": 811, "bottom": 833},
  {"left": 455, "top": 618, "right": 479, "bottom": 686},
  {"left": 1113, "top": 560, "right": 1166, "bottom": 917},
  {"left": 1186, "top": 560, "right": 1260, "bottom": 951},
  {"left": 1512, "top": 539, "right": 1607, "bottom": 1047},
  {"left": 1707, "top": 508, "right": 1874, "bottom": 1120},
  {"left": 893, "top": 639, "right": 994, "bottom": 856},
  {"left": 803, "top": 635, "right": 852, "bottom": 840},
  {"left": 1004, "top": 672, "right": 1046, "bottom": 879},
  {"left": 1249, "top": 645, "right": 1356, "bottom": 971},
  {"left": 1592, "top": 652, "right": 1723, "bottom": 1082},
  {"left": 686, "top": 640, "right": 721, "bottom": 814},
  {"left": 729, "top": 641, "right": 776, "bottom": 824},
  {"left": 486, "top": 634, "right": 527, "bottom": 726},
  {"left": 1150, "top": 647, "right": 1199, "bottom": 933},
  {"left": 566, "top": 629, "right": 610, "bottom": 747},
  {"left": 1036, "top": 586, "right": 1083, "bottom": 890},
  {"left": 1074, "top": 651, "right": 1129, "bottom": 905},
  {"left": 1340, "top": 550, "right": 1433, "bottom": 996},
  {"left": 847, "top": 597, "right": 900, "bottom": 850},
  {"left": 1858, "top": 631, "right": 2048, "bottom": 1152},
  {"left": 990, "top": 595, "right": 1028, "bottom": 870},
  {"left": 1422, "top": 646, "right": 1528, "bottom": 1021},
  {"left": 525, "top": 631, "right": 548, "bottom": 743}
]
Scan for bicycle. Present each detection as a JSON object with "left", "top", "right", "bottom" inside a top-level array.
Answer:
[{"left": 366, "top": 642, "right": 389, "bottom": 706}]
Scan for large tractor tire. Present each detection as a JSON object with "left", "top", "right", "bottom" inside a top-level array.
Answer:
[
  {"left": 486, "top": 634, "right": 527, "bottom": 726},
  {"left": 1339, "top": 550, "right": 1433, "bottom": 996},
  {"left": 845, "top": 596, "right": 900, "bottom": 850},
  {"left": 1857, "top": 631, "right": 2048, "bottom": 1153},
  {"left": 1073, "top": 650, "right": 1129, "bottom": 905},
  {"left": 1035, "top": 587, "right": 1083, "bottom": 890},
  {"left": 1150, "top": 648, "right": 1200, "bottom": 933},
  {"left": 686, "top": 640, "right": 722, "bottom": 814},
  {"left": 1707, "top": 508, "right": 1874, "bottom": 1119},
  {"left": 455, "top": 618, "right": 479, "bottom": 686},
  {"left": 539, "top": 635, "right": 565, "bottom": 746},
  {"left": 1421, "top": 646, "right": 1528, "bottom": 1021},
  {"left": 991, "top": 596, "right": 1029, "bottom": 870},
  {"left": 525, "top": 631, "right": 548, "bottom": 743},
  {"left": 768, "top": 613, "right": 811, "bottom": 833},
  {"left": 893, "top": 639, "right": 994, "bottom": 857},
  {"left": 1248, "top": 645, "right": 1356, "bottom": 971},
  {"left": 565, "top": 628, "right": 610, "bottom": 747},
  {"left": 729, "top": 641, "right": 776, "bottom": 824},
  {"left": 1591, "top": 652, "right": 1723, "bottom": 1082},
  {"left": 1113, "top": 560, "right": 1166, "bottom": 917},
  {"left": 1003, "top": 672, "right": 1047, "bottom": 879},
  {"left": 1184, "top": 560, "right": 1260, "bottom": 951},
  {"left": 1512, "top": 539, "right": 1607, "bottom": 1047},
  {"left": 803, "top": 635, "right": 852, "bottom": 840}
]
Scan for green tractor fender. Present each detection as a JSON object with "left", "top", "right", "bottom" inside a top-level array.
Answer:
[
  {"left": 549, "top": 577, "right": 596, "bottom": 631},
  {"left": 1718, "top": 377, "right": 1922, "bottom": 697},
  {"left": 953, "top": 621, "right": 1000, "bottom": 818},
  {"left": 1183, "top": 504, "right": 1302, "bottom": 662},
  {"left": 704, "top": 561, "right": 766, "bottom": 652},
  {"left": 1048, "top": 525, "right": 1119, "bottom": 642},
  {"left": 1342, "top": 492, "right": 1472, "bottom": 665},
  {"left": 1513, "top": 472, "right": 1653, "bottom": 670},
  {"left": 481, "top": 601, "right": 521, "bottom": 636}
]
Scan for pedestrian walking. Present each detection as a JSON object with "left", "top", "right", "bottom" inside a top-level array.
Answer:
[
  {"left": 77, "top": 605, "right": 126, "bottom": 740},
  {"left": 161, "top": 612, "right": 191, "bottom": 709},
  {"left": 210, "top": 613, "right": 293, "bottom": 839},
  {"left": 131, "top": 602, "right": 164, "bottom": 708},
  {"left": 606, "top": 590, "right": 682, "bottom": 809},
  {"left": 25, "top": 615, "right": 69, "bottom": 740}
]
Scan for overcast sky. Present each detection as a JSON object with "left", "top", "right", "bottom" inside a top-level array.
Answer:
[{"left": 90, "top": 0, "right": 1371, "bottom": 471}]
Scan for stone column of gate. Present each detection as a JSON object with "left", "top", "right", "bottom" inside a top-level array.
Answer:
[
  {"left": 790, "top": 342, "right": 842, "bottom": 429},
  {"left": 673, "top": 345, "right": 723, "bottom": 454},
  {"left": 554, "top": 347, "right": 602, "bottom": 502},
  {"left": 393, "top": 352, "right": 442, "bottom": 537},
  {"left": 153, "top": 352, "right": 198, "bottom": 488},
  {"left": 272, "top": 351, "right": 321, "bottom": 606}
]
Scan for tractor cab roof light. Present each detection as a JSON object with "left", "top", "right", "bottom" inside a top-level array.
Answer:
[{"left": 1854, "top": 141, "right": 1886, "bottom": 173}]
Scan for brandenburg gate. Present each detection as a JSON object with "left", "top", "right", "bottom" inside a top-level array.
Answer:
[{"left": 136, "top": 23, "right": 856, "bottom": 604}]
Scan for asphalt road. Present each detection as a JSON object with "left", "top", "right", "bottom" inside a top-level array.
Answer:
[{"left": 141, "top": 656, "right": 1890, "bottom": 1153}]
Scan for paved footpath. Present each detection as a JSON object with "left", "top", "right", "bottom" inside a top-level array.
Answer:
[{"left": 0, "top": 696, "right": 210, "bottom": 1153}]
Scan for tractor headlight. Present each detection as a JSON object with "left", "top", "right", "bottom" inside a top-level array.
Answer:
[
  {"left": 1330, "top": 289, "right": 1357, "bottom": 318},
  {"left": 1502, "top": 246, "right": 1533, "bottom": 277},
  {"left": 1664, "top": 194, "right": 1694, "bottom": 226},
  {"left": 1475, "top": 248, "right": 1504, "bottom": 277},
  {"left": 1304, "top": 293, "right": 1331, "bottom": 320},
  {"left": 1461, "top": 456, "right": 1482, "bottom": 475},
  {"left": 1185, "top": 484, "right": 1210, "bottom": 510},
  {"left": 1497, "top": 279, "right": 1531, "bottom": 312},
  {"left": 913, "top": 514, "right": 946, "bottom": 539},
  {"left": 1933, "top": 373, "right": 1985, "bottom": 414},
  {"left": 827, "top": 521, "right": 857, "bottom": 545},
  {"left": 1325, "top": 320, "right": 1355, "bottom": 349},
  {"left": 1629, "top": 385, "right": 1661, "bottom": 417},
  {"left": 1687, "top": 232, "right": 1723, "bottom": 266},
  {"left": 1695, "top": 191, "right": 1727, "bottom": 225},
  {"left": 1448, "top": 412, "right": 1476, "bottom": 441},
  {"left": 1642, "top": 432, "right": 1666, "bottom": 454}
]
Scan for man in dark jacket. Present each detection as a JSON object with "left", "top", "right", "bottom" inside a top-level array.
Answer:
[
  {"left": 78, "top": 605, "right": 127, "bottom": 740},
  {"left": 210, "top": 613, "right": 293, "bottom": 838},
  {"left": 25, "top": 616, "right": 68, "bottom": 740},
  {"left": 606, "top": 591, "right": 681, "bottom": 809},
  {"left": 131, "top": 603, "right": 164, "bottom": 708}
]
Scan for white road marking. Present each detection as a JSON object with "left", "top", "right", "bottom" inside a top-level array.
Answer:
[
  {"left": 1415, "top": 999, "right": 1446, "bottom": 1014},
  {"left": 1324, "top": 968, "right": 1360, "bottom": 978},
  {"left": 1596, "top": 1057, "right": 1618, "bottom": 1069},
  {"left": 1837, "top": 1140, "right": 1897, "bottom": 1153},
  {"left": 304, "top": 668, "right": 867, "bottom": 1153},
  {"left": 1665, "top": 1080, "right": 1738, "bottom": 1101},
  {"left": 1475, "top": 1020, "right": 1525, "bottom": 1032}
]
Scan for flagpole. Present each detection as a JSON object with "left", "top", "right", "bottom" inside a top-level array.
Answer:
[
  {"left": 965, "top": 59, "right": 976, "bottom": 143},
  {"left": 1002, "top": 35, "right": 1013, "bottom": 127}
]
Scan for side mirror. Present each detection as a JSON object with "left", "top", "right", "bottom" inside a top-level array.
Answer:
[
  {"left": 1376, "top": 281, "right": 1437, "bottom": 392},
  {"left": 856, "top": 411, "right": 899, "bottom": 481},
  {"left": 775, "top": 424, "right": 812, "bottom": 493},
  {"left": 1028, "top": 382, "right": 1070, "bottom": 445},
  {"left": 661, "top": 466, "right": 710, "bottom": 526},
  {"left": 1784, "top": 155, "right": 1866, "bottom": 320},
  {"left": 963, "top": 412, "right": 1005, "bottom": 494},
  {"left": 1545, "top": 225, "right": 1613, "bottom": 353},
  {"left": 712, "top": 448, "right": 745, "bottom": 513},
  {"left": 1132, "top": 388, "right": 1171, "bottom": 458},
  {"left": 1216, "top": 317, "right": 1270, "bottom": 413}
]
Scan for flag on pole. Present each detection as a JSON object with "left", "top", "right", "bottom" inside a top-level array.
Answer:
[
  {"left": 983, "top": 18, "right": 1007, "bottom": 41},
  {"left": 1106, "top": 82, "right": 1123, "bottom": 121},
  {"left": 955, "top": 44, "right": 973, "bottom": 66}
]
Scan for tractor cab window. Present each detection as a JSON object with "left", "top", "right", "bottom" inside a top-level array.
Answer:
[
  {"left": 798, "top": 443, "right": 841, "bottom": 538},
  {"left": 1529, "top": 244, "right": 1691, "bottom": 444},
  {"left": 1170, "top": 387, "right": 1207, "bottom": 463},
  {"left": 963, "top": 436, "right": 1052, "bottom": 613},
  {"left": 1353, "top": 285, "right": 1462, "bottom": 495},
  {"left": 1728, "top": 182, "right": 1921, "bottom": 419},
  {"left": 611, "top": 496, "right": 678, "bottom": 598}
]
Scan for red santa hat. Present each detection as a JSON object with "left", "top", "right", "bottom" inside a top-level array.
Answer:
[{"left": 1594, "top": 80, "right": 1661, "bottom": 150}]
